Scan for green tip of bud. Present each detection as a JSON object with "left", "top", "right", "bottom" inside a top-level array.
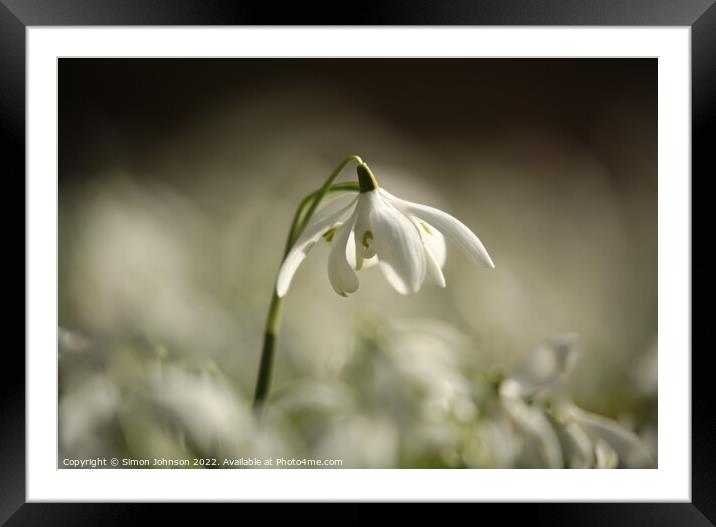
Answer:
[{"left": 357, "top": 163, "right": 379, "bottom": 193}]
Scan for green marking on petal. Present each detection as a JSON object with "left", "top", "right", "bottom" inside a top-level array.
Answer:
[
  {"left": 322, "top": 226, "right": 337, "bottom": 242},
  {"left": 362, "top": 230, "right": 373, "bottom": 249},
  {"left": 421, "top": 222, "right": 433, "bottom": 235}
]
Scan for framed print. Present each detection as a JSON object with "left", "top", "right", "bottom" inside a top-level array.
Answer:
[{"left": 3, "top": 0, "right": 710, "bottom": 523}]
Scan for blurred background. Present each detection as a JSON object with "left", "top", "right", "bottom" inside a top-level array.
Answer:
[{"left": 58, "top": 58, "right": 656, "bottom": 468}]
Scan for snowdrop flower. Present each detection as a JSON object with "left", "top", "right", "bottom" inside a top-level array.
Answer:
[
  {"left": 277, "top": 162, "right": 494, "bottom": 297},
  {"left": 499, "top": 334, "right": 653, "bottom": 468},
  {"left": 253, "top": 156, "right": 494, "bottom": 413}
]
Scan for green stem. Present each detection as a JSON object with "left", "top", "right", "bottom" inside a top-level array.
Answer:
[
  {"left": 252, "top": 291, "right": 282, "bottom": 414},
  {"left": 252, "top": 156, "right": 363, "bottom": 414},
  {"left": 296, "top": 155, "right": 363, "bottom": 235}
]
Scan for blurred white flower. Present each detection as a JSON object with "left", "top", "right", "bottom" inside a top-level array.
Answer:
[
  {"left": 550, "top": 418, "right": 595, "bottom": 469},
  {"left": 564, "top": 404, "right": 652, "bottom": 468},
  {"left": 316, "top": 415, "right": 399, "bottom": 468},
  {"left": 384, "top": 318, "right": 476, "bottom": 422},
  {"left": 593, "top": 439, "right": 620, "bottom": 469},
  {"left": 499, "top": 395, "right": 564, "bottom": 468},
  {"left": 277, "top": 163, "right": 494, "bottom": 297},
  {"left": 496, "top": 335, "right": 577, "bottom": 468},
  {"left": 148, "top": 365, "right": 279, "bottom": 459},
  {"left": 499, "top": 334, "right": 653, "bottom": 468},
  {"left": 60, "top": 376, "right": 119, "bottom": 457}
]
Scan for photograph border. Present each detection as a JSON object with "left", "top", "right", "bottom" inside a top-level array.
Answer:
[{"left": 4, "top": 0, "right": 709, "bottom": 523}]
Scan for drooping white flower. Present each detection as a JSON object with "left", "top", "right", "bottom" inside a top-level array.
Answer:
[{"left": 276, "top": 163, "right": 494, "bottom": 297}]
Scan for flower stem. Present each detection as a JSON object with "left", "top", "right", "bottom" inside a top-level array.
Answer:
[
  {"left": 252, "top": 156, "right": 363, "bottom": 414},
  {"left": 295, "top": 155, "right": 363, "bottom": 235},
  {"left": 252, "top": 291, "right": 282, "bottom": 414}
]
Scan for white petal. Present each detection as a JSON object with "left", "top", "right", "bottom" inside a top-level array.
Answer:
[
  {"left": 352, "top": 191, "right": 377, "bottom": 270},
  {"left": 276, "top": 196, "right": 357, "bottom": 297},
  {"left": 550, "top": 418, "right": 594, "bottom": 469},
  {"left": 362, "top": 191, "right": 426, "bottom": 295},
  {"left": 380, "top": 188, "right": 494, "bottom": 268},
  {"left": 409, "top": 217, "right": 446, "bottom": 287},
  {"left": 379, "top": 263, "right": 411, "bottom": 295},
  {"left": 328, "top": 212, "right": 359, "bottom": 296},
  {"left": 500, "top": 397, "right": 563, "bottom": 469},
  {"left": 567, "top": 405, "right": 653, "bottom": 468},
  {"left": 424, "top": 243, "right": 446, "bottom": 288},
  {"left": 345, "top": 231, "right": 379, "bottom": 269},
  {"left": 422, "top": 221, "right": 446, "bottom": 268},
  {"left": 594, "top": 439, "right": 619, "bottom": 469},
  {"left": 363, "top": 256, "right": 379, "bottom": 269},
  {"left": 308, "top": 192, "right": 358, "bottom": 224}
]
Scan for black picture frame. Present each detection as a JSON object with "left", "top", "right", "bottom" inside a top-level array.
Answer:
[{"left": 3, "top": 0, "right": 710, "bottom": 523}]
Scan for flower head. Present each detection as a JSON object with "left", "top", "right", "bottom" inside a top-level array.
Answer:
[{"left": 277, "top": 162, "right": 494, "bottom": 297}]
